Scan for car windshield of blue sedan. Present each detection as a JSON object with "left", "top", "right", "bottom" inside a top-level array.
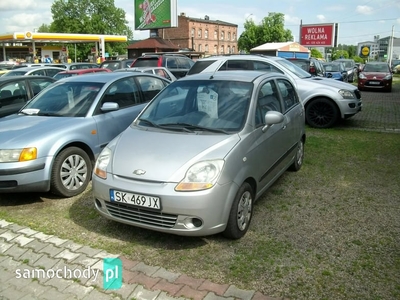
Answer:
[
  {"left": 20, "top": 82, "right": 103, "bottom": 117},
  {"left": 324, "top": 63, "right": 342, "bottom": 72},
  {"left": 136, "top": 80, "right": 252, "bottom": 133}
]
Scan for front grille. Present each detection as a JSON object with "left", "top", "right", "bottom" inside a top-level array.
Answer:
[
  {"left": 105, "top": 201, "right": 177, "bottom": 228},
  {"left": 354, "top": 89, "right": 361, "bottom": 99}
]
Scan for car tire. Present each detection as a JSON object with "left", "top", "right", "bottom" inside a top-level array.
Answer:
[
  {"left": 289, "top": 139, "right": 304, "bottom": 172},
  {"left": 50, "top": 147, "right": 92, "bottom": 198},
  {"left": 305, "top": 98, "right": 339, "bottom": 129},
  {"left": 223, "top": 182, "right": 253, "bottom": 239}
]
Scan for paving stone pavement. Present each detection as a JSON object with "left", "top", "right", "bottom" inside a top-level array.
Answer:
[{"left": 0, "top": 220, "right": 281, "bottom": 300}]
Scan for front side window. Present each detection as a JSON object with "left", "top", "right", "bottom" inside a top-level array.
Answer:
[
  {"left": 255, "top": 80, "right": 281, "bottom": 127},
  {"left": 0, "top": 80, "right": 27, "bottom": 108},
  {"left": 277, "top": 79, "right": 300, "bottom": 113}
]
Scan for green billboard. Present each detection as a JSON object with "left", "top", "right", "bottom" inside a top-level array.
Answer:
[{"left": 134, "top": 0, "right": 178, "bottom": 30}]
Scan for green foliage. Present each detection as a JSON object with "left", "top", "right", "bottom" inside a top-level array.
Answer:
[
  {"left": 332, "top": 50, "right": 349, "bottom": 60},
  {"left": 40, "top": 0, "right": 133, "bottom": 61},
  {"left": 238, "top": 13, "right": 293, "bottom": 53},
  {"left": 310, "top": 48, "right": 323, "bottom": 59}
]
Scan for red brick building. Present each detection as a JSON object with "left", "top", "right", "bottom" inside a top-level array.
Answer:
[{"left": 157, "top": 13, "right": 238, "bottom": 56}]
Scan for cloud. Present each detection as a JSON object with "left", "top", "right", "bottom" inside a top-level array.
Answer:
[
  {"left": 356, "top": 5, "right": 373, "bottom": 15},
  {"left": 317, "top": 15, "right": 326, "bottom": 22},
  {"left": 284, "top": 14, "right": 301, "bottom": 25}
]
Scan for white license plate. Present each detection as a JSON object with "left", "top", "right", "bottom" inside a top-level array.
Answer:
[
  {"left": 110, "top": 190, "right": 161, "bottom": 210},
  {"left": 369, "top": 81, "right": 380, "bottom": 85}
]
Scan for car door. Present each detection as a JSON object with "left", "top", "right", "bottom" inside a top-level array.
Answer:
[
  {"left": 92, "top": 77, "right": 148, "bottom": 151},
  {"left": 248, "top": 78, "right": 293, "bottom": 191}
]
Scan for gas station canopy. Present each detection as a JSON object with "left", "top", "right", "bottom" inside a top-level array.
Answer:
[{"left": 0, "top": 32, "right": 127, "bottom": 44}]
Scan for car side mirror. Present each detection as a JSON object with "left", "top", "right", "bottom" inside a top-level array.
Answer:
[{"left": 262, "top": 111, "right": 284, "bottom": 132}]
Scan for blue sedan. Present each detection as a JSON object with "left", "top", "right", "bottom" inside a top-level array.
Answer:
[
  {"left": 0, "top": 72, "right": 170, "bottom": 197},
  {"left": 323, "top": 62, "right": 348, "bottom": 82}
]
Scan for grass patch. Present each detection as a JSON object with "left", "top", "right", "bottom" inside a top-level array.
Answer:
[{"left": 1, "top": 129, "right": 400, "bottom": 299}]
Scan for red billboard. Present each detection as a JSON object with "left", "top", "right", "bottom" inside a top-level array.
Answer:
[{"left": 300, "top": 23, "right": 337, "bottom": 47}]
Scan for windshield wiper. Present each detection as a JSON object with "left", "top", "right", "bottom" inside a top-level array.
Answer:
[{"left": 159, "top": 123, "right": 230, "bottom": 134}]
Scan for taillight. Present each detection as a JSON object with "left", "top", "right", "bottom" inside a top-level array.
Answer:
[{"left": 309, "top": 66, "right": 316, "bottom": 74}]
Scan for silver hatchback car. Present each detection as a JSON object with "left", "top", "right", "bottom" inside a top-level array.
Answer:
[{"left": 92, "top": 71, "right": 306, "bottom": 239}]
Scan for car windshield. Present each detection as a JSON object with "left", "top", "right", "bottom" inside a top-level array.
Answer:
[
  {"left": 363, "top": 64, "right": 390, "bottom": 73},
  {"left": 20, "top": 81, "right": 104, "bottom": 117},
  {"left": 136, "top": 79, "right": 253, "bottom": 133},
  {"left": 324, "top": 63, "right": 341, "bottom": 72},
  {"left": 275, "top": 59, "right": 312, "bottom": 79}
]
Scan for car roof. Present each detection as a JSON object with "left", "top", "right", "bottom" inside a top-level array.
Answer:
[
  {"left": 57, "top": 68, "right": 108, "bottom": 74},
  {"left": 8, "top": 66, "right": 65, "bottom": 71},
  {"left": 196, "top": 54, "right": 285, "bottom": 62},
  {"left": 56, "top": 71, "right": 169, "bottom": 83},
  {"left": 0, "top": 75, "right": 57, "bottom": 82},
  {"left": 179, "top": 70, "right": 284, "bottom": 82}
]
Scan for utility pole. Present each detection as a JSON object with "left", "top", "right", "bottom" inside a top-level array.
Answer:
[{"left": 388, "top": 25, "right": 394, "bottom": 66}]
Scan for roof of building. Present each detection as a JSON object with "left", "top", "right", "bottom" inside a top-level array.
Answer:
[
  {"left": 179, "top": 14, "right": 237, "bottom": 27},
  {"left": 127, "top": 37, "right": 179, "bottom": 50},
  {"left": 250, "top": 42, "right": 310, "bottom": 53}
]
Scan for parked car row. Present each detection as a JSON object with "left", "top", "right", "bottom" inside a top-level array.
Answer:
[{"left": 1, "top": 53, "right": 369, "bottom": 239}]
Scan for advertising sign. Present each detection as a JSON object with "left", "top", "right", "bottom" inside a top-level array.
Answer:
[
  {"left": 300, "top": 23, "right": 336, "bottom": 47},
  {"left": 134, "top": 0, "right": 177, "bottom": 30},
  {"left": 360, "top": 45, "right": 370, "bottom": 57}
]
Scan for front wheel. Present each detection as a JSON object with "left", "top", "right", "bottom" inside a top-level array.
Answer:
[
  {"left": 305, "top": 98, "right": 339, "bottom": 128},
  {"left": 223, "top": 182, "right": 254, "bottom": 239},
  {"left": 50, "top": 147, "right": 92, "bottom": 197}
]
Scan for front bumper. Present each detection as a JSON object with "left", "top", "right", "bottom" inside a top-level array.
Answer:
[{"left": 92, "top": 173, "right": 239, "bottom": 237}]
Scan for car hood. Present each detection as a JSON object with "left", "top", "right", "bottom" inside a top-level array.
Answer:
[
  {"left": 0, "top": 115, "right": 87, "bottom": 146},
  {"left": 360, "top": 72, "right": 390, "bottom": 79},
  {"left": 304, "top": 76, "right": 356, "bottom": 90},
  {"left": 111, "top": 127, "right": 240, "bottom": 182}
]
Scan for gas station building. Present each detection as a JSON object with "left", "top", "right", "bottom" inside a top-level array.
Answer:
[{"left": 0, "top": 31, "right": 128, "bottom": 63}]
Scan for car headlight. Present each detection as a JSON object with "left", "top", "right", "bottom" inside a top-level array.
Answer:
[
  {"left": 175, "top": 160, "right": 224, "bottom": 191},
  {"left": 358, "top": 73, "right": 366, "bottom": 79},
  {"left": 94, "top": 147, "right": 111, "bottom": 179},
  {"left": 384, "top": 74, "right": 392, "bottom": 80},
  {"left": 0, "top": 148, "right": 37, "bottom": 162},
  {"left": 338, "top": 89, "right": 355, "bottom": 99}
]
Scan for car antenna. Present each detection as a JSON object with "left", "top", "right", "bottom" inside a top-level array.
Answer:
[{"left": 209, "top": 59, "right": 225, "bottom": 79}]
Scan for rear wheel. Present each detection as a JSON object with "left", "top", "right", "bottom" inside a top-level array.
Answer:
[
  {"left": 289, "top": 139, "right": 304, "bottom": 172},
  {"left": 50, "top": 147, "right": 92, "bottom": 198},
  {"left": 223, "top": 182, "right": 253, "bottom": 239},
  {"left": 305, "top": 98, "right": 339, "bottom": 128}
]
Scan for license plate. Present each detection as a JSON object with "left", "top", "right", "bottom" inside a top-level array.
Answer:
[
  {"left": 369, "top": 81, "right": 380, "bottom": 85},
  {"left": 110, "top": 190, "right": 161, "bottom": 210}
]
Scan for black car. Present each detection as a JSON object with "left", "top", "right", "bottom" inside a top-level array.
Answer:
[
  {"left": 99, "top": 59, "right": 134, "bottom": 71},
  {"left": 285, "top": 57, "right": 325, "bottom": 77},
  {"left": 0, "top": 75, "right": 56, "bottom": 118},
  {"left": 130, "top": 53, "right": 195, "bottom": 79}
]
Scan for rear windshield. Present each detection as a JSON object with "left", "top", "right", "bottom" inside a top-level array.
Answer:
[
  {"left": 187, "top": 60, "right": 217, "bottom": 75},
  {"left": 132, "top": 58, "right": 159, "bottom": 67}
]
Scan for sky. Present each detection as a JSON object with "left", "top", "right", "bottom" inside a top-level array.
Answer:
[{"left": 0, "top": 0, "right": 399, "bottom": 46}]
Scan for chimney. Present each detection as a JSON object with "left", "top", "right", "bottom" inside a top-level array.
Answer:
[
  {"left": 180, "top": 12, "right": 186, "bottom": 17},
  {"left": 205, "top": 15, "right": 209, "bottom": 20}
]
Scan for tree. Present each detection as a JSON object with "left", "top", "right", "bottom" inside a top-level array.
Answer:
[
  {"left": 310, "top": 48, "right": 323, "bottom": 59},
  {"left": 48, "top": 0, "right": 133, "bottom": 60},
  {"left": 238, "top": 13, "right": 293, "bottom": 53},
  {"left": 331, "top": 50, "right": 349, "bottom": 60}
]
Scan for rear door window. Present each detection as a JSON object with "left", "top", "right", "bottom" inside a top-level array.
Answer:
[
  {"left": 132, "top": 58, "right": 159, "bottom": 67},
  {"left": 187, "top": 60, "right": 217, "bottom": 75}
]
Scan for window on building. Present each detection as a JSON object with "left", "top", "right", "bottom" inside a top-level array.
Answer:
[
  {"left": 205, "top": 30, "right": 208, "bottom": 39},
  {"left": 193, "top": 43, "right": 196, "bottom": 51},
  {"left": 214, "top": 45, "right": 217, "bottom": 54},
  {"left": 205, "top": 44, "right": 209, "bottom": 52},
  {"left": 233, "top": 33, "right": 236, "bottom": 41},
  {"left": 198, "top": 29, "right": 202, "bottom": 38},
  {"left": 221, "top": 31, "right": 225, "bottom": 40},
  {"left": 191, "top": 28, "right": 195, "bottom": 37},
  {"left": 227, "top": 46, "right": 231, "bottom": 54},
  {"left": 220, "top": 45, "right": 224, "bottom": 54},
  {"left": 214, "top": 30, "right": 217, "bottom": 39},
  {"left": 198, "top": 44, "right": 202, "bottom": 52},
  {"left": 228, "top": 32, "right": 231, "bottom": 40}
]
